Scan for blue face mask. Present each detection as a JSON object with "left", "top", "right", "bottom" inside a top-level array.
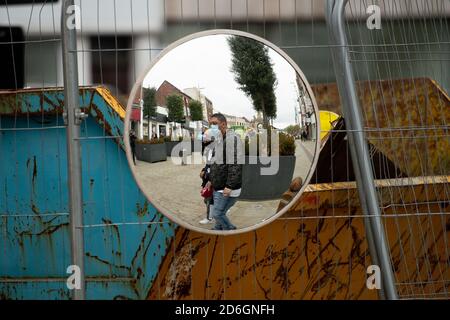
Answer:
[{"left": 207, "top": 125, "right": 220, "bottom": 140}]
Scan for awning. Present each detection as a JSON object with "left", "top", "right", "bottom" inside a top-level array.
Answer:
[{"left": 131, "top": 107, "right": 141, "bottom": 121}]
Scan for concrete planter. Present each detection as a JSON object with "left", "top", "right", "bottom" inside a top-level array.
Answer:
[
  {"left": 165, "top": 141, "right": 179, "bottom": 156},
  {"left": 136, "top": 143, "right": 167, "bottom": 163},
  {"left": 239, "top": 155, "right": 296, "bottom": 200}
]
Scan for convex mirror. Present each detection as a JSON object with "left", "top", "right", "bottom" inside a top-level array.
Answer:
[{"left": 125, "top": 30, "right": 320, "bottom": 235}]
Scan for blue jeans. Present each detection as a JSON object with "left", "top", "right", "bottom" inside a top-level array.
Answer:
[{"left": 212, "top": 191, "right": 238, "bottom": 230}]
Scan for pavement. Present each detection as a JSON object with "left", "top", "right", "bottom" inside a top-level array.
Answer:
[
  {"left": 133, "top": 139, "right": 317, "bottom": 231},
  {"left": 294, "top": 139, "right": 316, "bottom": 179}
]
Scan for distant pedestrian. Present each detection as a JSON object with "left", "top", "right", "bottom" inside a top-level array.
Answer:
[
  {"left": 301, "top": 130, "right": 307, "bottom": 141},
  {"left": 200, "top": 127, "right": 205, "bottom": 153},
  {"left": 129, "top": 130, "right": 137, "bottom": 165}
]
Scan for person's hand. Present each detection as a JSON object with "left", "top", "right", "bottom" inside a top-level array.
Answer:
[
  {"left": 223, "top": 187, "right": 232, "bottom": 197},
  {"left": 206, "top": 181, "right": 212, "bottom": 189}
]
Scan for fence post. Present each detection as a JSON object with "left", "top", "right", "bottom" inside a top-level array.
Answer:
[
  {"left": 325, "top": 0, "right": 398, "bottom": 300},
  {"left": 61, "top": 0, "right": 86, "bottom": 300}
]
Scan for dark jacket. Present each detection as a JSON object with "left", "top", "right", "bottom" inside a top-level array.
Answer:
[
  {"left": 200, "top": 164, "right": 210, "bottom": 188},
  {"left": 209, "top": 130, "right": 243, "bottom": 191},
  {"left": 129, "top": 133, "right": 136, "bottom": 148},
  {"left": 200, "top": 142, "right": 214, "bottom": 188}
]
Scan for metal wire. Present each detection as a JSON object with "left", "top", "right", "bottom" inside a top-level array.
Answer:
[{"left": 345, "top": 0, "right": 449, "bottom": 299}]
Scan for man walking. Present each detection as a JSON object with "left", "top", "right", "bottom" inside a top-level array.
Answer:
[
  {"left": 129, "top": 130, "right": 137, "bottom": 165},
  {"left": 206, "top": 113, "right": 243, "bottom": 231}
]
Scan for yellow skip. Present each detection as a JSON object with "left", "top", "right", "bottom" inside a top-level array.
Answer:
[
  {"left": 319, "top": 110, "right": 340, "bottom": 140},
  {"left": 95, "top": 86, "right": 126, "bottom": 119}
]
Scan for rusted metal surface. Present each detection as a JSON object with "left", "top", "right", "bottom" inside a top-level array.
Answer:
[
  {"left": 0, "top": 86, "right": 125, "bottom": 142},
  {"left": 147, "top": 221, "right": 375, "bottom": 300},
  {"left": 1, "top": 84, "right": 448, "bottom": 300},
  {"left": 0, "top": 87, "right": 65, "bottom": 116},
  {"left": 95, "top": 87, "right": 126, "bottom": 120},
  {"left": 147, "top": 177, "right": 449, "bottom": 300},
  {"left": 0, "top": 87, "right": 175, "bottom": 299},
  {"left": 312, "top": 77, "right": 450, "bottom": 177},
  {"left": 291, "top": 176, "right": 449, "bottom": 212}
]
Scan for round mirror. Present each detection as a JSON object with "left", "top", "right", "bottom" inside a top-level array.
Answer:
[{"left": 125, "top": 30, "right": 320, "bottom": 235}]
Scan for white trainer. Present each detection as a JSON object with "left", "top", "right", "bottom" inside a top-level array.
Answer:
[{"left": 199, "top": 218, "right": 213, "bottom": 225}]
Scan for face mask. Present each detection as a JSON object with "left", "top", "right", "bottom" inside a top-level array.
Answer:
[
  {"left": 210, "top": 124, "right": 219, "bottom": 130},
  {"left": 205, "top": 127, "right": 220, "bottom": 141}
]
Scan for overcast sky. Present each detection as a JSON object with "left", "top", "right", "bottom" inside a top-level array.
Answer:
[{"left": 143, "top": 34, "right": 303, "bottom": 129}]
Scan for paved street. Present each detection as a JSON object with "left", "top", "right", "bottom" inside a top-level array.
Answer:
[
  {"left": 294, "top": 139, "right": 316, "bottom": 180},
  {"left": 133, "top": 139, "right": 317, "bottom": 231}
]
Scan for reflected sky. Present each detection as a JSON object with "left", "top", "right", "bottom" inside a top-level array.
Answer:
[{"left": 143, "top": 34, "right": 300, "bottom": 129}]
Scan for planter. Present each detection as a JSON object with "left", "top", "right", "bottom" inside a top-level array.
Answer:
[
  {"left": 239, "top": 155, "right": 296, "bottom": 200},
  {"left": 136, "top": 143, "right": 167, "bottom": 163},
  {"left": 165, "top": 141, "right": 178, "bottom": 156}
]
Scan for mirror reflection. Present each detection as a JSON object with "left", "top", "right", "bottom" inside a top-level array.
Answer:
[{"left": 126, "top": 32, "right": 319, "bottom": 233}]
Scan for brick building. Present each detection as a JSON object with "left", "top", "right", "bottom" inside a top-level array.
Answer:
[
  {"left": 183, "top": 87, "right": 214, "bottom": 124},
  {"left": 156, "top": 80, "right": 192, "bottom": 118}
]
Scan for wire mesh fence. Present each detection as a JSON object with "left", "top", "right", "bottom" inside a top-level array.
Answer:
[
  {"left": 0, "top": 0, "right": 448, "bottom": 300},
  {"left": 342, "top": 0, "right": 450, "bottom": 299}
]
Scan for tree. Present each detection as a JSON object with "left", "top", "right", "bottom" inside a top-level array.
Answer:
[
  {"left": 166, "top": 94, "right": 185, "bottom": 123},
  {"left": 142, "top": 87, "right": 157, "bottom": 137},
  {"left": 285, "top": 124, "right": 301, "bottom": 138},
  {"left": 227, "top": 35, "right": 278, "bottom": 129},
  {"left": 189, "top": 100, "right": 203, "bottom": 122}
]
